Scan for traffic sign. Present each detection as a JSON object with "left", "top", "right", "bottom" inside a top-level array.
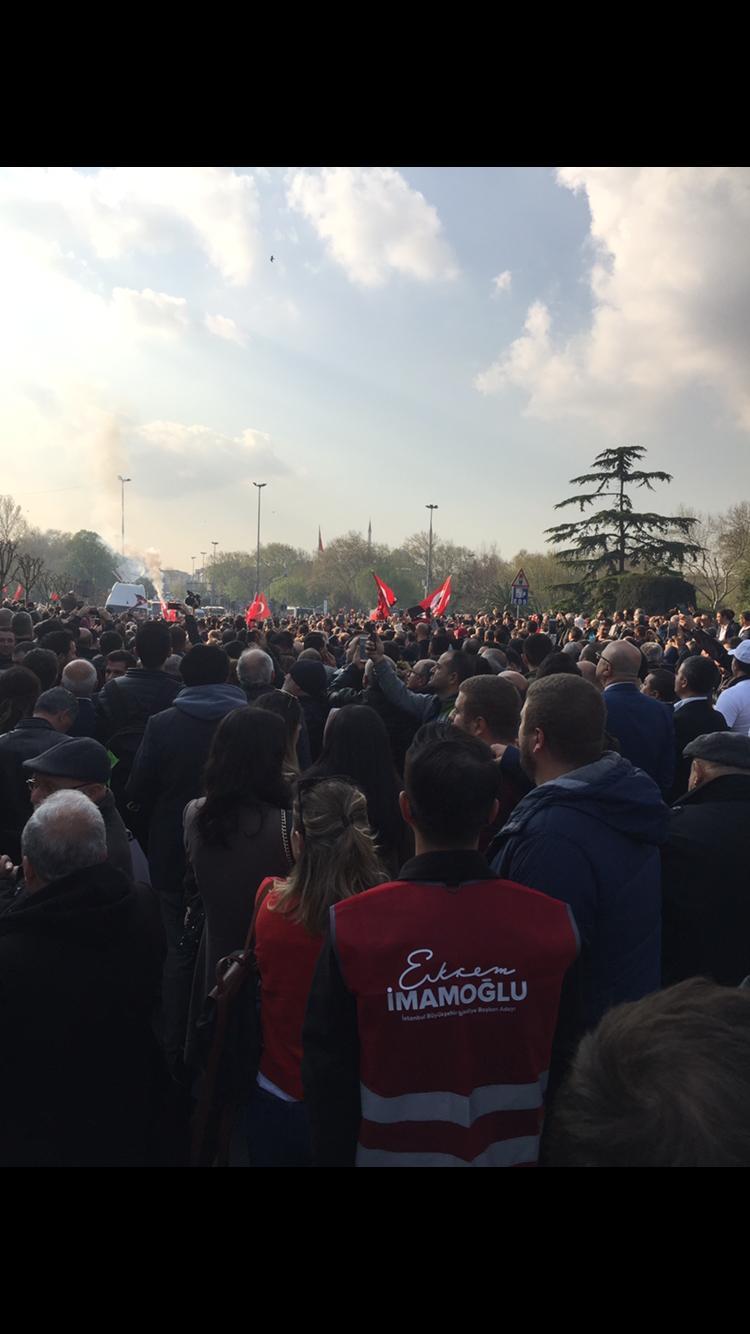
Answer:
[
  {"left": 511, "top": 588, "right": 528, "bottom": 605},
  {"left": 511, "top": 568, "right": 529, "bottom": 590}
]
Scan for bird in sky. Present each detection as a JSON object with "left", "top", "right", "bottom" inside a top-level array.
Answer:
[{"left": 270, "top": 255, "right": 275, "bottom": 262}]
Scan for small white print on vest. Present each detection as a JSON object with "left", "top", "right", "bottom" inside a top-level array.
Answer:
[{"left": 386, "top": 948, "right": 528, "bottom": 1013}]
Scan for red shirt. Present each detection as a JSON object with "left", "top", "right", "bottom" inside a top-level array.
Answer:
[{"left": 254, "top": 878, "right": 324, "bottom": 1101}]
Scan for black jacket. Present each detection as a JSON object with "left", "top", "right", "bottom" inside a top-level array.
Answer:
[
  {"left": 298, "top": 693, "right": 329, "bottom": 763},
  {"left": 0, "top": 718, "right": 70, "bottom": 861},
  {"left": 661, "top": 774, "right": 750, "bottom": 986},
  {"left": 0, "top": 862, "right": 170, "bottom": 1165},
  {"left": 670, "top": 698, "right": 728, "bottom": 801},
  {"left": 126, "top": 684, "right": 247, "bottom": 897},
  {"left": 94, "top": 668, "right": 181, "bottom": 747}
]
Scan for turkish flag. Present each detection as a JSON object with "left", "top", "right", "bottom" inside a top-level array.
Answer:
[
  {"left": 51, "top": 592, "right": 60, "bottom": 602},
  {"left": 164, "top": 609, "right": 177, "bottom": 622},
  {"left": 420, "top": 575, "right": 452, "bottom": 618},
  {"left": 246, "top": 592, "right": 270, "bottom": 625},
  {"left": 372, "top": 572, "right": 397, "bottom": 619},
  {"left": 13, "top": 585, "right": 24, "bottom": 601}
]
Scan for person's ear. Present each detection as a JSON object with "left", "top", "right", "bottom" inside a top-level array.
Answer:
[{"left": 399, "top": 790, "right": 414, "bottom": 827}]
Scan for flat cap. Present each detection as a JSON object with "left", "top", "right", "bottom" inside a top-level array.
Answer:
[
  {"left": 23, "top": 736, "right": 111, "bottom": 783},
  {"left": 683, "top": 732, "right": 750, "bottom": 770}
]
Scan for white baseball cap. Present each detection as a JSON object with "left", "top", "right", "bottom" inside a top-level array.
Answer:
[{"left": 728, "top": 641, "right": 750, "bottom": 665}]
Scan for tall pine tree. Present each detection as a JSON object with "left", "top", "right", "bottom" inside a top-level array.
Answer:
[{"left": 545, "top": 446, "right": 701, "bottom": 592}]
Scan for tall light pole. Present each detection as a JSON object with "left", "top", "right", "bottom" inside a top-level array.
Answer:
[
  {"left": 201, "top": 551, "right": 207, "bottom": 590},
  {"left": 118, "top": 475, "right": 131, "bottom": 556},
  {"left": 426, "top": 503, "right": 438, "bottom": 593},
  {"left": 253, "top": 482, "right": 267, "bottom": 594},
  {"left": 191, "top": 556, "right": 196, "bottom": 579}
]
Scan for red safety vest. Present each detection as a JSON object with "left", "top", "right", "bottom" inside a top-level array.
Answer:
[{"left": 332, "top": 877, "right": 579, "bottom": 1167}]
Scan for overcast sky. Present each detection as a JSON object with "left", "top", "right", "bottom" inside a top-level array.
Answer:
[{"left": 1, "top": 166, "right": 748, "bottom": 573}]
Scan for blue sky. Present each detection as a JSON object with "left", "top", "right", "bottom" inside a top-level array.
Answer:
[{"left": 1, "top": 166, "right": 748, "bottom": 573}]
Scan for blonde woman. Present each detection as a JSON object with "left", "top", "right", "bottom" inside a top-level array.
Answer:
[{"left": 247, "top": 777, "right": 387, "bottom": 1166}]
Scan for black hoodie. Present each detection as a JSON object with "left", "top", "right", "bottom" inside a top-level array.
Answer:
[{"left": 0, "top": 862, "right": 170, "bottom": 1165}]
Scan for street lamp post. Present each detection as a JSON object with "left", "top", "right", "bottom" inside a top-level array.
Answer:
[
  {"left": 201, "top": 551, "right": 207, "bottom": 590},
  {"left": 425, "top": 503, "right": 438, "bottom": 594},
  {"left": 211, "top": 541, "right": 219, "bottom": 602},
  {"left": 191, "top": 556, "right": 196, "bottom": 579},
  {"left": 118, "top": 475, "right": 131, "bottom": 556},
  {"left": 253, "top": 482, "right": 267, "bottom": 595}
]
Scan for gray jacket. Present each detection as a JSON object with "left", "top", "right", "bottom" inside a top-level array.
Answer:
[{"left": 370, "top": 657, "right": 448, "bottom": 724}]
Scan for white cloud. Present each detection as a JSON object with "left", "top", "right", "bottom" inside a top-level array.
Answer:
[
  {"left": 0, "top": 166, "right": 261, "bottom": 285},
  {"left": 475, "top": 167, "right": 750, "bottom": 431},
  {"left": 492, "top": 270, "right": 512, "bottom": 295},
  {"left": 286, "top": 167, "right": 458, "bottom": 287},
  {"left": 134, "top": 420, "right": 289, "bottom": 495},
  {"left": 112, "top": 287, "right": 190, "bottom": 334},
  {"left": 204, "top": 313, "right": 246, "bottom": 345}
]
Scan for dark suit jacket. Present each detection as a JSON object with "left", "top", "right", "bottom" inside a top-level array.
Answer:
[
  {"left": 670, "top": 698, "right": 728, "bottom": 801},
  {"left": 603, "top": 683, "right": 675, "bottom": 795}
]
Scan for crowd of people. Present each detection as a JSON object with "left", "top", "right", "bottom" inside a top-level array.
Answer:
[{"left": 1, "top": 592, "right": 749, "bottom": 1167}]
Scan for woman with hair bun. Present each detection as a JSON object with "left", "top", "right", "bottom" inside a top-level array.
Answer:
[{"left": 248, "top": 777, "right": 387, "bottom": 1166}]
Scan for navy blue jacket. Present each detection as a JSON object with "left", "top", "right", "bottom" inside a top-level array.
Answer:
[
  {"left": 602, "top": 683, "right": 675, "bottom": 795},
  {"left": 490, "top": 752, "right": 669, "bottom": 1029},
  {"left": 126, "top": 684, "right": 247, "bottom": 897}
]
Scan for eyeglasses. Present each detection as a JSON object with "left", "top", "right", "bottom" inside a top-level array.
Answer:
[{"left": 294, "top": 773, "right": 352, "bottom": 841}]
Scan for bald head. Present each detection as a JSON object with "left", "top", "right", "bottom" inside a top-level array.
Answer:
[
  {"left": 500, "top": 670, "right": 529, "bottom": 697},
  {"left": 61, "top": 659, "right": 98, "bottom": 698},
  {"left": 597, "top": 640, "right": 642, "bottom": 687}
]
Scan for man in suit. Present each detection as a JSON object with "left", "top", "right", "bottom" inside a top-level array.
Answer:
[
  {"left": 671, "top": 657, "right": 728, "bottom": 800},
  {"left": 716, "top": 609, "right": 740, "bottom": 643},
  {"left": 597, "top": 640, "right": 675, "bottom": 795}
]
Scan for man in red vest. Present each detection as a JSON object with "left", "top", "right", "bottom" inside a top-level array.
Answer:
[{"left": 302, "top": 725, "right": 579, "bottom": 1167}]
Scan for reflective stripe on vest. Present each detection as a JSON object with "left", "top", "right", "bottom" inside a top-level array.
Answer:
[
  {"left": 360, "top": 1075, "right": 549, "bottom": 1128},
  {"left": 356, "top": 1136, "right": 540, "bottom": 1168}
]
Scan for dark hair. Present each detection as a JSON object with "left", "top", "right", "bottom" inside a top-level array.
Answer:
[
  {"left": 548, "top": 979, "right": 750, "bottom": 1167},
  {"left": 719, "top": 608, "right": 735, "bottom": 621},
  {"left": 440, "top": 651, "right": 478, "bottom": 690},
  {"left": 535, "top": 652, "right": 582, "bottom": 679},
  {"left": 405, "top": 723, "right": 499, "bottom": 846},
  {"left": 180, "top": 644, "right": 230, "bottom": 686},
  {"left": 0, "top": 666, "right": 41, "bottom": 733},
  {"left": 645, "top": 668, "right": 677, "bottom": 703},
  {"left": 524, "top": 633, "right": 553, "bottom": 668},
  {"left": 99, "top": 631, "right": 123, "bottom": 654},
  {"left": 679, "top": 656, "right": 720, "bottom": 695},
  {"left": 39, "top": 630, "right": 74, "bottom": 657},
  {"left": 458, "top": 675, "right": 521, "bottom": 743},
  {"left": 524, "top": 676, "right": 605, "bottom": 767},
  {"left": 253, "top": 689, "right": 302, "bottom": 774},
  {"left": 303, "top": 632, "right": 326, "bottom": 653},
  {"left": 429, "top": 632, "right": 451, "bottom": 657},
  {"left": 135, "top": 620, "right": 172, "bottom": 669},
  {"left": 305, "top": 706, "right": 405, "bottom": 872},
  {"left": 170, "top": 624, "right": 187, "bottom": 653},
  {"left": 223, "top": 640, "right": 246, "bottom": 659},
  {"left": 107, "top": 649, "right": 137, "bottom": 670},
  {"left": 11, "top": 612, "right": 33, "bottom": 639},
  {"left": 197, "top": 708, "right": 291, "bottom": 845},
  {"left": 21, "top": 648, "right": 59, "bottom": 692}
]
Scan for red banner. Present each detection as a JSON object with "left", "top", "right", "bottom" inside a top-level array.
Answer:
[
  {"left": 372, "top": 571, "right": 397, "bottom": 619},
  {"left": 246, "top": 592, "right": 270, "bottom": 625},
  {"left": 420, "top": 575, "right": 452, "bottom": 618}
]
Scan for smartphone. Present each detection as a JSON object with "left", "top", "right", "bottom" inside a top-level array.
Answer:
[
  {"left": 359, "top": 635, "right": 368, "bottom": 655},
  {"left": 167, "top": 601, "right": 182, "bottom": 611}
]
